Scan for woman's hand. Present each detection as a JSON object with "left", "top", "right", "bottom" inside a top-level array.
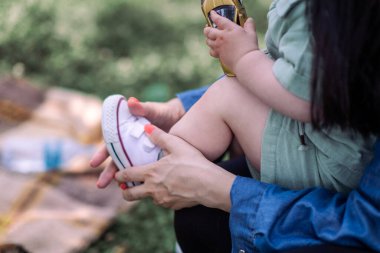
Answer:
[
  {"left": 127, "top": 97, "right": 185, "bottom": 132},
  {"left": 114, "top": 125, "right": 236, "bottom": 211},
  {"left": 204, "top": 11, "right": 259, "bottom": 73},
  {"left": 90, "top": 97, "right": 186, "bottom": 188},
  {"left": 90, "top": 145, "right": 118, "bottom": 188}
]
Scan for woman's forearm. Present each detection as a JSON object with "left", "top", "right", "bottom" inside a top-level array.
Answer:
[{"left": 196, "top": 163, "right": 236, "bottom": 212}]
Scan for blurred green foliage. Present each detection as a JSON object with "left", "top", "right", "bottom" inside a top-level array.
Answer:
[
  {"left": 0, "top": 0, "right": 270, "bottom": 252},
  {"left": 0, "top": 0, "right": 270, "bottom": 100},
  {"left": 85, "top": 199, "right": 176, "bottom": 253}
]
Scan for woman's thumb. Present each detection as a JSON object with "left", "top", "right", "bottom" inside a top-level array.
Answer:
[
  {"left": 128, "top": 97, "right": 145, "bottom": 116},
  {"left": 144, "top": 124, "right": 173, "bottom": 152}
]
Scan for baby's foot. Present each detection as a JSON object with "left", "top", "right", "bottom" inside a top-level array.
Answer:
[{"left": 101, "top": 94, "right": 161, "bottom": 187}]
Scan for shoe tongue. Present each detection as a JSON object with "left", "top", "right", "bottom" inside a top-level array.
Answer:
[
  {"left": 119, "top": 121, "right": 130, "bottom": 135},
  {"left": 129, "top": 121, "right": 145, "bottom": 139}
]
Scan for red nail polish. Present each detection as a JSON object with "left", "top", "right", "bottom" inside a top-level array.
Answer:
[
  {"left": 119, "top": 183, "right": 128, "bottom": 190},
  {"left": 128, "top": 97, "right": 140, "bottom": 104},
  {"left": 144, "top": 124, "right": 155, "bottom": 135}
]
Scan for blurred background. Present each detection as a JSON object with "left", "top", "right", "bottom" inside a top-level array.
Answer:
[{"left": 0, "top": 0, "right": 270, "bottom": 252}]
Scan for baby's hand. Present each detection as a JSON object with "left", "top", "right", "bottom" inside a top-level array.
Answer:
[{"left": 204, "top": 11, "right": 259, "bottom": 73}]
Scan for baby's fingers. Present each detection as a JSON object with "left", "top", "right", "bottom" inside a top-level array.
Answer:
[
  {"left": 209, "top": 49, "right": 219, "bottom": 58},
  {"left": 206, "top": 38, "right": 217, "bottom": 48},
  {"left": 203, "top": 27, "right": 221, "bottom": 40},
  {"left": 205, "top": 37, "right": 219, "bottom": 58}
]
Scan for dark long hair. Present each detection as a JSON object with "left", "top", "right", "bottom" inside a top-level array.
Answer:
[{"left": 307, "top": 0, "right": 380, "bottom": 137}]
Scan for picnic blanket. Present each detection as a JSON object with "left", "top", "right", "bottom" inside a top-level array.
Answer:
[{"left": 0, "top": 77, "right": 133, "bottom": 253}]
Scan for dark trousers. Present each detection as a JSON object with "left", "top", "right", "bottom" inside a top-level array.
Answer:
[{"left": 174, "top": 157, "right": 251, "bottom": 253}]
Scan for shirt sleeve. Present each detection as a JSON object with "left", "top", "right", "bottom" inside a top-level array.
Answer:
[
  {"left": 269, "top": 0, "right": 313, "bottom": 101},
  {"left": 176, "top": 86, "right": 209, "bottom": 112},
  {"left": 229, "top": 141, "right": 380, "bottom": 252}
]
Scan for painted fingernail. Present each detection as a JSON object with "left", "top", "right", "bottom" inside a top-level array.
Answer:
[
  {"left": 119, "top": 183, "right": 128, "bottom": 190},
  {"left": 128, "top": 97, "right": 140, "bottom": 104},
  {"left": 144, "top": 124, "right": 155, "bottom": 135}
]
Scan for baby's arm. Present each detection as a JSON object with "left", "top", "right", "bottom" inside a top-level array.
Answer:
[
  {"left": 235, "top": 50, "right": 311, "bottom": 122},
  {"left": 204, "top": 11, "right": 310, "bottom": 122}
]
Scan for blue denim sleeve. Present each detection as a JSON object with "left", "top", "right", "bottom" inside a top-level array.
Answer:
[
  {"left": 230, "top": 141, "right": 380, "bottom": 253},
  {"left": 176, "top": 86, "right": 209, "bottom": 112}
]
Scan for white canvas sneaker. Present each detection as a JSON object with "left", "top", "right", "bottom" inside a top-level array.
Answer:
[{"left": 101, "top": 94, "right": 161, "bottom": 187}]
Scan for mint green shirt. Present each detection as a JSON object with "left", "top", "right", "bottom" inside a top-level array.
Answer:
[{"left": 256, "top": 0, "right": 376, "bottom": 193}]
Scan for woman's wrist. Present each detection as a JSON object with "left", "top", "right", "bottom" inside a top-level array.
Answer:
[{"left": 197, "top": 163, "right": 237, "bottom": 212}]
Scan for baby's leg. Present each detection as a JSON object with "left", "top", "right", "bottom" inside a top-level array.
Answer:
[{"left": 170, "top": 76, "right": 270, "bottom": 170}]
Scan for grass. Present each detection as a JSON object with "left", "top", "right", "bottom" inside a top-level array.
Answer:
[{"left": 85, "top": 199, "right": 176, "bottom": 253}]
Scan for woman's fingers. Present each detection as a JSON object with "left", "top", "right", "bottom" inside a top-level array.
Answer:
[
  {"left": 127, "top": 97, "right": 185, "bottom": 132},
  {"left": 96, "top": 161, "right": 118, "bottom": 188},
  {"left": 127, "top": 97, "right": 145, "bottom": 116},
  {"left": 114, "top": 163, "right": 152, "bottom": 183},
  {"left": 90, "top": 145, "right": 109, "bottom": 168},
  {"left": 122, "top": 184, "right": 151, "bottom": 201},
  {"left": 144, "top": 125, "right": 182, "bottom": 154}
]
